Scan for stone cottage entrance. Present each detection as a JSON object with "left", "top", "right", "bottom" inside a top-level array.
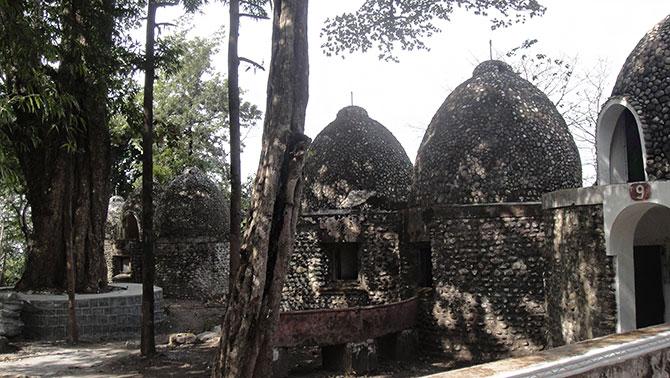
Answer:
[{"left": 606, "top": 194, "right": 670, "bottom": 332}]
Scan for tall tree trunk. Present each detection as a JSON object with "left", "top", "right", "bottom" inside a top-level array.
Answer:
[
  {"left": 12, "top": 0, "right": 113, "bottom": 294},
  {"left": 64, "top": 164, "right": 79, "bottom": 343},
  {"left": 228, "top": 0, "right": 242, "bottom": 293},
  {"left": 213, "top": 0, "right": 310, "bottom": 376},
  {"left": 141, "top": 0, "right": 158, "bottom": 357},
  {"left": 0, "top": 222, "right": 5, "bottom": 286}
]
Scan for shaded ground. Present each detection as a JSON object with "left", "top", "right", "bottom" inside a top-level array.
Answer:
[
  {"left": 0, "top": 299, "right": 456, "bottom": 377},
  {"left": 0, "top": 339, "right": 455, "bottom": 378}
]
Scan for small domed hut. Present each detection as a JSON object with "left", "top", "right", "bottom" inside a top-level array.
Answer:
[
  {"left": 155, "top": 167, "right": 230, "bottom": 300},
  {"left": 282, "top": 106, "right": 414, "bottom": 311}
]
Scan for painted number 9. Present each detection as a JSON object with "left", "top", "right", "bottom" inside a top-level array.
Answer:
[{"left": 629, "top": 183, "right": 651, "bottom": 201}]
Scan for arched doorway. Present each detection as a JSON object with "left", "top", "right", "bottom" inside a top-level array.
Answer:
[
  {"left": 123, "top": 213, "right": 140, "bottom": 240},
  {"left": 597, "top": 98, "right": 647, "bottom": 185},
  {"left": 610, "top": 203, "right": 670, "bottom": 331}
]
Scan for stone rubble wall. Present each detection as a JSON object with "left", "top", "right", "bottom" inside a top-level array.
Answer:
[
  {"left": 544, "top": 204, "right": 616, "bottom": 347},
  {"left": 281, "top": 211, "right": 408, "bottom": 311},
  {"left": 155, "top": 238, "right": 229, "bottom": 301},
  {"left": 416, "top": 203, "right": 548, "bottom": 364}
]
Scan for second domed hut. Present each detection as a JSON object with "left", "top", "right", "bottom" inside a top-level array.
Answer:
[
  {"left": 155, "top": 167, "right": 230, "bottom": 301},
  {"left": 409, "top": 61, "right": 582, "bottom": 364},
  {"left": 413, "top": 60, "right": 581, "bottom": 206},
  {"left": 281, "top": 106, "right": 414, "bottom": 311}
]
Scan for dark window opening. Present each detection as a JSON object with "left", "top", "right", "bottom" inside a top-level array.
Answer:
[
  {"left": 416, "top": 243, "right": 433, "bottom": 287},
  {"left": 623, "top": 111, "right": 645, "bottom": 182},
  {"left": 112, "top": 256, "right": 132, "bottom": 276},
  {"left": 323, "top": 243, "right": 359, "bottom": 281},
  {"left": 634, "top": 245, "right": 665, "bottom": 328}
]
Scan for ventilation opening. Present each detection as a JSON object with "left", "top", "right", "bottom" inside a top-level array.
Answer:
[
  {"left": 634, "top": 245, "right": 665, "bottom": 328},
  {"left": 323, "top": 243, "right": 359, "bottom": 281},
  {"left": 415, "top": 242, "right": 433, "bottom": 287}
]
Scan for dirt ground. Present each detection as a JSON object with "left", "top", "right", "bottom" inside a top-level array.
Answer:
[{"left": 0, "top": 299, "right": 456, "bottom": 377}]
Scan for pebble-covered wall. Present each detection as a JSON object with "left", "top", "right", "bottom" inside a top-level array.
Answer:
[
  {"left": 282, "top": 106, "right": 413, "bottom": 312},
  {"left": 611, "top": 15, "right": 670, "bottom": 180},
  {"left": 155, "top": 167, "right": 230, "bottom": 300},
  {"left": 544, "top": 204, "right": 616, "bottom": 347},
  {"left": 416, "top": 204, "right": 548, "bottom": 363},
  {"left": 301, "top": 106, "right": 413, "bottom": 211},
  {"left": 281, "top": 210, "right": 409, "bottom": 311},
  {"left": 412, "top": 60, "right": 582, "bottom": 206}
]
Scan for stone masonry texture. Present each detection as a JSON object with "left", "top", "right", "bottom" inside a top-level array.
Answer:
[
  {"left": 416, "top": 204, "right": 548, "bottom": 364},
  {"left": 301, "top": 106, "right": 413, "bottom": 212},
  {"left": 544, "top": 204, "right": 616, "bottom": 347},
  {"left": 412, "top": 60, "right": 582, "bottom": 206}
]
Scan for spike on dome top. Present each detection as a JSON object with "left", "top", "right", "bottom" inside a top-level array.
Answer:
[
  {"left": 412, "top": 60, "right": 582, "bottom": 206},
  {"left": 302, "top": 106, "right": 413, "bottom": 211}
]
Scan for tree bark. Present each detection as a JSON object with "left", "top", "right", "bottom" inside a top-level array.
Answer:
[
  {"left": 64, "top": 164, "right": 79, "bottom": 344},
  {"left": 213, "top": 0, "right": 310, "bottom": 376},
  {"left": 11, "top": 0, "right": 114, "bottom": 294},
  {"left": 141, "top": 0, "right": 158, "bottom": 357},
  {"left": 228, "top": 0, "right": 242, "bottom": 294},
  {"left": 0, "top": 222, "right": 5, "bottom": 286}
]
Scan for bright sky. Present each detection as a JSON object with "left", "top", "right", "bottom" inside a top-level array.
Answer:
[{"left": 159, "top": 0, "right": 670, "bottom": 182}]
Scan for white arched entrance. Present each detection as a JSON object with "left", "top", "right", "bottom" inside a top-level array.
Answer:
[
  {"left": 597, "top": 97, "right": 647, "bottom": 185},
  {"left": 608, "top": 201, "right": 670, "bottom": 331}
]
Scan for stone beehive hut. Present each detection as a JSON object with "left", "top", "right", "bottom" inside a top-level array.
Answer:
[
  {"left": 282, "top": 106, "right": 414, "bottom": 311},
  {"left": 410, "top": 61, "right": 582, "bottom": 364},
  {"left": 600, "top": 15, "right": 670, "bottom": 181},
  {"left": 302, "top": 106, "right": 413, "bottom": 211},
  {"left": 155, "top": 167, "right": 230, "bottom": 300},
  {"left": 412, "top": 60, "right": 582, "bottom": 206}
]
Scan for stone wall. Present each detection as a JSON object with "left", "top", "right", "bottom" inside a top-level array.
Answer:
[
  {"left": 281, "top": 210, "right": 408, "bottom": 311},
  {"left": 544, "top": 204, "right": 616, "bottom": 347},
  {"left": 155, "top": 238, "right": 229, "bottom": 301},
  {"left": 20, "top": 283, "right": 164, "bottom": 340},
  {"left": 416, "top": 203, "right": 548, "bottom": 364}
]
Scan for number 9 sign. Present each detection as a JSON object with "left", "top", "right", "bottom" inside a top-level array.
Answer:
[{"left": 629, "top": 182, "right": 651, "bottom": 201}]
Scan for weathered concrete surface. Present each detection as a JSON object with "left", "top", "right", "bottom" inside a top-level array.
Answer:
[
  {"left": 426, "top": 323, "right": 670, "bottom": 378},
  {"left": 273, "top": 297, "right": 417, "bottom": 347}
]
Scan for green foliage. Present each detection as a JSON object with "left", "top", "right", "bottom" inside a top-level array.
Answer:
[
  {"left": 111, "top": 31, "right": 262, "bottom": 195},
  {"left": 321, "top": 0, "right": 546, "bottom": 62}
]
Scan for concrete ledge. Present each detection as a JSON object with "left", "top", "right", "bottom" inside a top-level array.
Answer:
[
  {"left": 427, "top": 324, "right": 670, "bottom": 378},
  {"left": 273, "top": 297, "right": 418, "bottom": 347},
  {"left": 542, "top": 186, "right": 604, "bottom": 210},
  {"left": 19, "top": 283, "right": 164, "bottom": 341}
]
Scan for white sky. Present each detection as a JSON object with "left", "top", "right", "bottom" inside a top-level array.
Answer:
[{"left": 158, "top": 0, "right": 670, "bottom": 182}]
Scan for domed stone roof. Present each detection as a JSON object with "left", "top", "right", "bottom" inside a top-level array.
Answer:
[
  {"left": 105, "top": 196, "right": 125, "bottom": 240},
  {"left": 413, "top": 60, "right": 582, "bottom": 206},
  {"left": 156, "top": 167, "right": 229, "bottom": 240},
  {"left": 302, "top": 106, "right": 413, "bottom": 211},
  {"left": 611, "top": 15, "right": 670, "bottom": 180}
]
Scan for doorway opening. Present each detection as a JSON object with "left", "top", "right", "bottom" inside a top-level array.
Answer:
[{"left": 634, "top": 245, "right": 665, "bottom": 328}]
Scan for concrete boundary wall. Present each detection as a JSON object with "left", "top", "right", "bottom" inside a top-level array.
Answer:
[
  {"left": 428, "top": 324, "right": 670, "bottom": 377},
  {"left": 19, "top": 283, "right": 164, "bottom": 340}
]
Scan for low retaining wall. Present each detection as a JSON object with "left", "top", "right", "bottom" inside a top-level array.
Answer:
[
  {"left": 274, "top": 296, "right": 417, "bottom": 347},
  {"left": 428, "top": 324, "right": 670, "bottom": 377},
  {"left": 19, "top": 283, "right": 164, "bottom": 340}
]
